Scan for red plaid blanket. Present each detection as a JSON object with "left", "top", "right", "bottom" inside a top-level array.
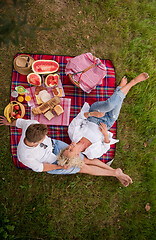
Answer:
[{"left": 11, "top": 54, "right": 117, "bottom": 169}]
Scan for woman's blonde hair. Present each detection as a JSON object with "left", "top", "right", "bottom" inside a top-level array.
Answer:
[
  {"left": 25, "top": 124, "right": 48, "bottom": 142},
  {"left": 57, "top": 148, "right": 84, "bottom": 168}
]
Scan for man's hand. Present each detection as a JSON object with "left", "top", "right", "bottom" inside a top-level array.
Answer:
[
  {"left": 43, "top": 163, "right": 71, "bottom": 172},
  {"left": 84, "top": 111, "right": 105, "bottom": 118},
  {"left": 0, "top": 116, "right": 11, "bottom": 126},
  {"left": 61, "top": 165, "right": 71, "bottom": 170}
]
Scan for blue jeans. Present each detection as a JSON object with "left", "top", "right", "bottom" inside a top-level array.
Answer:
[
  {"left": 47, "top": 139, "right": 83, "bottom": 175},
  {"left": 88, "top": 87, "right": 125, "bottom": 130}
]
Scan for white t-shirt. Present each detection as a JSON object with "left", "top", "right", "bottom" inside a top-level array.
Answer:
[
  {"left": 16, "top": 119, "right": 57, "bottom": 172},
  {"left": 68, "top": 102, "right": 119, "bottom": 159}
]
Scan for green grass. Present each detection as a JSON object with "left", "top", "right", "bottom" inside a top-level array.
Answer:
[{"left": 0, "top": 0, "right": 156, "bottom": 239}]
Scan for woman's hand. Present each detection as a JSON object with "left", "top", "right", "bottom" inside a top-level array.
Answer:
[
  {"left": 0, "top": 116, "right": 10, "bottom": 126},
  {"left": 99, "top": 123, "right": 110, "bottom": 143},
  {"left": 99, "top": 122, "right": 107, "bottom": 134},
  {"left": 84, "top": 111, "right": 105, "bottom": 118}
]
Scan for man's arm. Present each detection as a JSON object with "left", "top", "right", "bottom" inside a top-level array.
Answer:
[
  {"left": 0, "top": 116, "right": 16, "bottom": 127},
  {"left": 43, "top": 163, "right": 69, "bottom": 172}
]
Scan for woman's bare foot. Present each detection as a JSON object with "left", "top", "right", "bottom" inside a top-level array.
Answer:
[
  {"left": 115, "top": 168, "right": 133, "bottom": 187},
  {"left": 119, "top": 76, "right": 128, "bottom": 88},
  {"left": 133, "top": 72, "right": 149, "bottom": 84}
]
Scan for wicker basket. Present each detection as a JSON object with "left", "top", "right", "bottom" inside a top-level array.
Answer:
[{"left": 68, "top": 56, "right": 97, "bottom": 88}]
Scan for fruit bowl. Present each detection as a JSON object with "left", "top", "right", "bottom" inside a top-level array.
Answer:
[{"left": 4, "top": 101, "right": 25, "bottom": 123}]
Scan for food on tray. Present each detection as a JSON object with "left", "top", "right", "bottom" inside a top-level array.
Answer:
[
  {"left": 27, "top": 73, "right": 42, "bottom": 86},
  {"left": 44, "top": 111, "right": 55, "bottom": 121},
  {"left": 32, "top": 107, "right": 42, "bottom": 116},
  {"left": 53, "top": 105, "right": 64, "bottom": 116},
  {"left": 4, "top": 101, "right": 25, "bottom": 123},
  {"left": 38, "top": 90, "right": 51, "bottom": 103},
  {"left": 35, "top": 86, "right": 47, "bottom": 95},
  {"left": 52, "top": 87, "right": 63, "bottom": 97},
  {"left": 39, "top": 102, "right": 50, "bottom": 114},
  {"left": 45, "top": 74, "right": 59, "bottom": 87},
  {"left": 35, "top": 95, "right": 43, "bottom": 105},
  {"left": 48, "top": 96, "right": 60, "bottom": 109},
  {"left": 32, "top": 60, "right": 59, "bottom": 74},
  {"left": 32, "top": 96, "right": 61, "bottom": 117}
]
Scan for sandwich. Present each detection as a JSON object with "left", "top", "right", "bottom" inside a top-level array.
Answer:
[
  {"left": 53, "top": 104, "right": 64, "bottom": 116},
  {"left": 44, "top": 111, "right": 55, "bottom": 120}
]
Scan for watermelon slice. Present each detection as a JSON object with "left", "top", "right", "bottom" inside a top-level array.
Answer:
[
  {"left": 45, "top": 74, "right": 59, "bottom": 87},
  {"left": 32, "top": 60, "right": 59, "bottom": 74},
  {"left": 27, "top": 73, "right": 41, "bottom": 86}
]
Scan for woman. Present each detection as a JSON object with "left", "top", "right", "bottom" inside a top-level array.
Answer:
[{"left": 57, "top": 72, "right": 149, "bottom": 164}]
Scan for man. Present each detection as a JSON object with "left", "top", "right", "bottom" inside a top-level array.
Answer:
[{"left": 0, "top": 116, "right": 132, "bottom": 187}]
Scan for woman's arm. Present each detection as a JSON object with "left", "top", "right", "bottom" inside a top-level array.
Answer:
[
  {"left": 0, "top": 116, "right": 16, "bottom": 127},
  {"left": 99, "top": 123, "right": 110, "bottom": 143}
]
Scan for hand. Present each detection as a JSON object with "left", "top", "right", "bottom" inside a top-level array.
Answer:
[
  {"left": 99, "top": 123, "right": 108, "bottom": 135},
  {"left": 99, "top": 123, "right": 110, "bottom": 143},
  {"left": 0, "top": 116, "right": 10, "bottom": 126},
  {"left": 61, "top": 165, "right": 71, "bottom": 170}
]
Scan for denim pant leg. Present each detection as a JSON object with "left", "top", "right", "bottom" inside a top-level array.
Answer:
[
  {"left": 88, "top": 87, "right": 126, "bottom": 129},
  {"left": 89, "top": 87, "right": 125, "bottom": 113},
  {"left": 52, "top": 139, "right": 68, "bottom": 156}
]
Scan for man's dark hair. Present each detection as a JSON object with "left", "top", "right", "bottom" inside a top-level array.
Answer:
[{"left": 25, "top": 124, "right": 48, "bottom": 142}]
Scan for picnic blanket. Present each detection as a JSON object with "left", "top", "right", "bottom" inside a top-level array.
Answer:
[{"left": 11, "top": 53, "right": 117, "bottom": 169}]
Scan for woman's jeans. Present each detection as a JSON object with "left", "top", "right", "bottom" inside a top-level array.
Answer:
[{"left": 88, "top": 87, "right": 126, "bottom": 130}]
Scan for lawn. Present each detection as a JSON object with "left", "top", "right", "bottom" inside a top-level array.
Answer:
[{"left": 0, "top": 0, "right": 155, "bottom": 239}]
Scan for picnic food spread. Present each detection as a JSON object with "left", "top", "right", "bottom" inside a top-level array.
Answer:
[
  {"left": 9, "top": 55, "right": 65, "bottom": 122},
  {"left": 32, "top": 96, "right": 64, "bottom": 120}
]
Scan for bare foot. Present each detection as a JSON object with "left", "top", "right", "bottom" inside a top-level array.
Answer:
[
  {"left": 119, "top": 76, "right": 128, "bottom": 88},
  {"left": 115, "top": 168, "right": 133, "bottom": 187},
  {"left": 133, "top": 72, "right": 149, "bottom": 84}
]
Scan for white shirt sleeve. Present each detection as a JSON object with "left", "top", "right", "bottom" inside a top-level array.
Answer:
[
  {"left": 68, "top": 102, "right": 90, "bottom": 141},
  {"left": 16, "top": 118, "right": 39, "bottom": 129},
  {"left": 83, "top": 141, "right": 110, "bottom": 159},
  {"left": 21, "top": 155, "right": 44, "bottom": 172}
]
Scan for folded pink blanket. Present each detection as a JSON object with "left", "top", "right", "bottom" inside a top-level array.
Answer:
[{"left": 65, "top": 53, "right": 106, "bottom": 93}]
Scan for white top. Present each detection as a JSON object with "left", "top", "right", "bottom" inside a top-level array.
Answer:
[
  {"left": 16, "top": 119, "right": 57, "bottom": 172},
  {"left": 68, "top": 102, "right": 119, "bottom": 159}
]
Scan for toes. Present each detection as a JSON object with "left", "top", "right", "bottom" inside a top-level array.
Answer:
[{"left": 144, "top": 72, "right": 149, "bottom": 79}]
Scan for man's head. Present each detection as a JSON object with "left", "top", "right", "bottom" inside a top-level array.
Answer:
[{"left": 25, "top": 123, "right": 48, "bottom": 143}]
